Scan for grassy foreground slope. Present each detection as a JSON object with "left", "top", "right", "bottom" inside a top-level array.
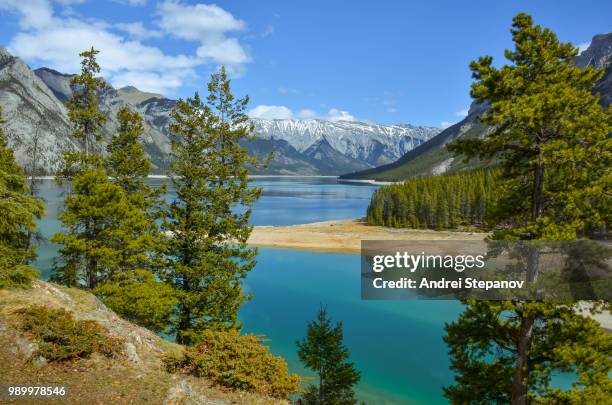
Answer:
[{"left": 0, "top": 280, "right": 287, "bottom": 405}]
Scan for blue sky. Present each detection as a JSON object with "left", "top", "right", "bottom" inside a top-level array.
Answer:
[{"left": 1, "top": 0, "right": 611, "bottom": 127}]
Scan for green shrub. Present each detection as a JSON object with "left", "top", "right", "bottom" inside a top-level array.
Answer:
[
  {"left": 94, "top": 269, "right": 178, "bottom": 333},
  {"left": 163, "top": 329, "right": 301, "bottom": 399},
  {"left": 17, "top": 305, "right": 123, "bottom": 361},
  {"left": 0, "top": 263, "right": 39, "bottom": 289}
]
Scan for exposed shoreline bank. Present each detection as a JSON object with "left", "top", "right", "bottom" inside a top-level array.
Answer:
[
  {"left": 337, "top": 178, "right": 400, "bottom": 186},
  {"left": 248, "top": 218, "right": 486, "bottom": 254},
  {"left": 33, "top": 174, "right": 343, "bottom": 181},
  {"left": 248, "top": 219, "right": 612, "bottom": 331},
  {"left": 33, "top": 175, "right": 396, "bottom": 185}
]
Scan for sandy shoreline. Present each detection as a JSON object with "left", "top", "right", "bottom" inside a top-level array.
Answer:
[
  {"left": 248, "top": 219, "right": 612, "bottom": 330},
  {"left": 248, "top": 218, "right": 486, "bottom": 253}
]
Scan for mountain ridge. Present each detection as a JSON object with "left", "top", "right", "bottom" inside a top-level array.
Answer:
[{"left": 0, "top": 47, "right": 439, "bottom": 176}]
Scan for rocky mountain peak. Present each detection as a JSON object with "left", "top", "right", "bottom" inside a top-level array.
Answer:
[
  {"left": 575, "top": 33, "right": 612, "bottom": 70},
  {"left": 0, "top": 47, "right": 15, "bottom": 66},
  {"left": 117, "top": 86, "right": 165, "bottom": 105},
  {"left": 0, "top": 47, "right": 437, "bottom": 175}
]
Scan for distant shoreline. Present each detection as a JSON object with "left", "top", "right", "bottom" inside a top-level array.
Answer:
[
  {"left": 33, "top": 174, "right": 342, "bottom": 180},
  {"left": 33, "top": 174, "right": 399, "bottom": 186},
  {"left": 337, "top": 178, "right": 401, "bottom": 186}
]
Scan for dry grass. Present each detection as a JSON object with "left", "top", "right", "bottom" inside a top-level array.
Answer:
[{"left": 0, "top": 280, "right": 287, "bottom": 404}]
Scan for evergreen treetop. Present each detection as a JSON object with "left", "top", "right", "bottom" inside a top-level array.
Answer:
[
  {"left": 163, "top": 66, "right": 262, "bottom": 344},
  {"left": 65, "top": 47, "right": 107, "bottom": 154},
  {"left": 448, "top": 12, "right": 611, "bottom": 240},
  {"left": 296, "top": 307, "right": 361, "bottom": 405},
  {"left": 443, "top": 14, "right": 612, "bottom": 404}
]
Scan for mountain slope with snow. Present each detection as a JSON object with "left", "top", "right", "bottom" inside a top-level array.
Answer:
[
  {"left": 0, "top": 47, "right": 439, "bottom": 175},
  {"left": 252, "top": 118, "right": 439, "bottom": 167}
]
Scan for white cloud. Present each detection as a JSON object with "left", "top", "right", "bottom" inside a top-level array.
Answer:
[
  {"left": 156, "top": 1, "right": 249, "bottom": 68},
  {"left": 440, "top": 121, "right": 452, "bottom": 129},
  {"left": 249, "top": 105, "right": 356, "bottom": 121},
  {"left": 387, "top": 107, "right": 397, "bottom": 113},
  {"left": 249, "top": 105, "right": 294, "bottom": 119},
  {"left": 326, "top": 108, "right": 355, "bottom": 122},
  {"left": 297, "top": 109, "right": 317, "bottom": 119},
  {"left": 112, "top": 69, "right": 194, "bottom": 95},
  {"left": 157, "top": 1, "right": 245, "bottom": 40},
  {"left": 9, "top": 22, "right": 196, "bottom": 75},
  {"left": 455, "top": 108, "right": 469, "bottom": 118},
  {"left": 115, "top": 22, "right": 162, "bottom": 40},
  {"left": 277, "top": 86, "right": 298, "bottom": 95},
  {"left": 577, "top": 42, "right": 590, "bottom": 54},
  {"left": 0, "top": 0, "right": 54, "bottom": 30},
  {"left": 196, "top": 37, "right": 249, "bottom": 65},
  {"left": 114, "top": 0, "right": 147, "bottom": 5},
  {"left": 2, "top": 0, "right": 252, "bottom": 95},
  {"left": 54, "top": 0, "right": 85, "bottom": 5}
]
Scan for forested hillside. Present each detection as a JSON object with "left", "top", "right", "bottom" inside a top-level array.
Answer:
[{"left": 367, "top": 169, "right": 498, "bottom": 229}]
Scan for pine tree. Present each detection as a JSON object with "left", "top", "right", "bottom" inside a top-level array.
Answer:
[
  {"left": 296, "top": 307, "right": 361, "bottom": 405},
  {"left": 107, "top": 107, "right": 161, "bottom": 202},
  {"left": 163, "top": 67, "right": 262, "bottom": 344},
  {"left": 448, "top": 13, "right": 611, "bottom": 240},
  {"left": 444, "top": 13, "right": 612, "bottom": 404},
  {"left": 104, "top": 106, "right": 165, "bottom": 273},
  {"left": 64, "top": 47, "right": 106, "bottom": 161},
  {"left": 93, "top": 106, "right": 177, "bottom": 333},
  {"left": 0, "top": 106, "right": 45, "bottom": 288},
  {"left": 52, "top": 47, "right": 109, "bottom": 287},
  {"left": 367, "top": 170, "right": 497, "bottom": 230},
  {"left": 51, "top": 50, "right": 158, "bottom": 292}
]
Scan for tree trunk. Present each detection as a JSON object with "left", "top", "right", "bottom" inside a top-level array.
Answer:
[
  {"left": 531, "top": 154, "right": 544, "bottom": 222},
  {"left": 511, "top": 247, "right": 540, "bottom": 404},
  {"left": 319, "top": 372, "right": 324, "bottom": 404},
  {"left": 511, "top": 309, "right": 534, "bottom": 405},
  {"left": 87, "top": 256, "right": 96, "bottom": 289},
  {"left": 511, "top": 148, "right": 545, "bottom": 403}
]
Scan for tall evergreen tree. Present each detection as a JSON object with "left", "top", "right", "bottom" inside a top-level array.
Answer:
[
  {"left": 107, "top": 107, "right": 160, "bottom": 201},
  {"left": 444, "top": 13, "right": 612, "bottom": 404},
  {"left": 163, "top": 67, "right": 262, "bottom": 344},
  {"left": 448, "top": 14, "right": 610, "bottom": 240},
  {"left": 296, "top": 307, "right": 361, "bottom": 405},
  {"left": 64, "top": 47, "right": 107, "bottom": 161},
  {"left": 93, "top": 106, "right": 177, "bottom": 333},
  {"left": 104, "top": 106, "right": 165, "bottom": 274},
  {"left": 367, "top": 169, "right": 497, "bottom": 230},
  {"left": 51, "top": 50, "right": 154, "bottom": 289},
  {"left": 52, "top": 47, "right": 109, "bottom": 287},
  {"left": 0, "top": 106, "right": 45, "bottom": 288}
]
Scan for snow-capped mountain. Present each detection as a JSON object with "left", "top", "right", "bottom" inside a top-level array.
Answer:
[
  {"left": 252, "top": 119, "right": 439, "bottom": 167},
  {"left": 0, "top": 47, "right": 439, "bottom": 175}
]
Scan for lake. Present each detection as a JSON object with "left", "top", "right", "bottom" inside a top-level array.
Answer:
[{"left": 33, "top": 177, "right": 462, "bottom": 404}]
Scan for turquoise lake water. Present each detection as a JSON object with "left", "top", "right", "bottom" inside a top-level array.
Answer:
[{"left": 33, "top": 177, "right": 463, "bottom": 404}]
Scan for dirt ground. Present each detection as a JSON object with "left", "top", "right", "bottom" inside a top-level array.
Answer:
[{"left": 248, "top": 218, "right": 486, "bottom": 253}]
